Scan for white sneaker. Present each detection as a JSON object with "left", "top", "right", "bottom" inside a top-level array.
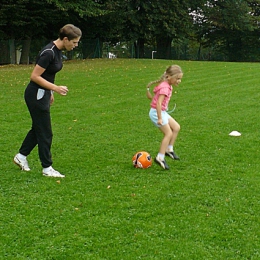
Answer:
[
  {"left": 155, "top": 156, "right": 170, "bottom": 170},
  {"left": 42, "top": 167, "right": 65, "bottom": 178},
  {"left": 166, "top": 150, "right": 180, "bottom": 160},
  {"left": 14, "top": 154, "right": 31, "bottom": 171}
]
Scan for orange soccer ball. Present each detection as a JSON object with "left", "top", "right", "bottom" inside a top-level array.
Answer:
[{"left": 132, "top": 151, "right": 152, "bottom": 169}]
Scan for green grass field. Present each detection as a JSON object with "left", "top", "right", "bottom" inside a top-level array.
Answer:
[{"left": 1, "top": 59, "right": 260, "bottom": 259}]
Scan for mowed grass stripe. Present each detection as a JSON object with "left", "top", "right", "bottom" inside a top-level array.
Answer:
[{"left": 1, "top": 59, "right": 259, "bottom": 259}]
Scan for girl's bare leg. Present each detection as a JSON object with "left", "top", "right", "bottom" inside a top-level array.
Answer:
[
  {"left": 158, "top": 124, "right": 172, "bottom": 155},
  {"left": 168, "top": 117, "right": 180, "bottom": 147}
]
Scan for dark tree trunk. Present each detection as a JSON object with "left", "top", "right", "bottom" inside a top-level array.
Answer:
[
  {"left": 134, "top": 38, "right": 145, "bottom": 58},
  {"left": 0, "top": 40, "right": 11, "bottom": 64},
  {"left": 156, "top": 36, "right": 172, "bottom": 59},
  {"left": 20, "top": 38, "right": 31, "bottom": 64},
  {"left": 9, "top": 39, "right": 16, "bottom": 64}
]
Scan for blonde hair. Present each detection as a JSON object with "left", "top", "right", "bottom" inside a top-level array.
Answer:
[{"left": 146, "top": 65, "right": 183, "bottom": 99}]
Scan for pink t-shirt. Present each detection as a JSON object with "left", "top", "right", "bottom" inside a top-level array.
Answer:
[{"left": 150, "top": 81, "right": 172, "bottom": 111}]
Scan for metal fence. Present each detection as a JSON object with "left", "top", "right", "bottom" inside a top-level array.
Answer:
[
  {"left": 0, "top": 39, "right": 179, "bottom": 64},
  {"left": 0, "top": 38, "right": 216, "bottom": 65},
  {"left": 0, "top": 39, "right": 135, "bottom": 65}
]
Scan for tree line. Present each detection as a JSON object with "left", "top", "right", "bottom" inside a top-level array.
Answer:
[{"left": 1, "top": 0, "right": 260, "bottom": 64}]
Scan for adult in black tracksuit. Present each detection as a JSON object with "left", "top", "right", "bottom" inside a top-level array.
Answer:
[{"left": 14, "top": 24, "right": 82, "bottom": 177}]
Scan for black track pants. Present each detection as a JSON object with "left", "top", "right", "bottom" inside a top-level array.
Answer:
[{"left": 19, "top": 84, "right": 53, "bottom": 168}]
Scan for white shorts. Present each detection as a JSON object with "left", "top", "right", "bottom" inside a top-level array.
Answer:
[{"left": 149, "top": 108, "right": 170, "bottom": 127}]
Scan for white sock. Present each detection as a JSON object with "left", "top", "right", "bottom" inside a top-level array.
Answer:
[
  {"left": 43, "top": 166, "right": 52, "bottom": 171},
  {"left": 157, "top": 153, "right": 165, "bottom": 160},
  {"left": 167, "top": 145, "right": 173, "bottom": 152},
  {"left": 18, "top": 153, "right": 26, "bottom": 160}
]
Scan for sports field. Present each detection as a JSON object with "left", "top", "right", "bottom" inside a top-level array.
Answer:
[{"left": 1, "top": 59, "right": 260, "bottom": 259}]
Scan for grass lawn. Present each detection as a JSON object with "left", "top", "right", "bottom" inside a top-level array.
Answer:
[{"left": 1, "top": 59, "right": 260, "bottom": 259}]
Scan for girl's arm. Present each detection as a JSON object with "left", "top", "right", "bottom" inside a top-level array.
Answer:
[
  {"left": 30, "top": 65, "right": 68, "bottom": 95},
  {"left": 146, "top": 87, "right": 153, "bottom": 99},
  {"left": 156, "top": 94, "right": 165, "bottom": 125}
]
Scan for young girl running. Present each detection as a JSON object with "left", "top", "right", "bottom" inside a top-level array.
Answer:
[{"left": 147, "top": 65, "right": 183, "bottom": 170}]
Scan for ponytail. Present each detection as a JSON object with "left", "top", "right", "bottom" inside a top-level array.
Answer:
[
  {"left": 146, "top": 74, "right": 165, "bottom": 100},
  {"left": 146, "top": 65, "right": 182, "bottom": 100}
]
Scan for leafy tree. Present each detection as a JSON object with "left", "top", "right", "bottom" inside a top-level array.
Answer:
[
  {"left": 196, "top": 0, "right": 260, "bottom": 61},
  {"left": 0, "top": 0, "right": 104, "bottom": 63},
  {"left": 98, "top": 0, "right": 197, "bottom": 59},
  {"left": 1, "top": 0, "right": 260, "bottom": 62},
  {"left": 46, "top": 0, "right": 103, "bottom": 17}
]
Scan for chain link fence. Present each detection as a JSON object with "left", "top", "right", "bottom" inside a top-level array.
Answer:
[
  {"left": 1, "top": 38, "right": 217, "bottom": 65},
  {"left": 0, "top": 39, "right": 134, "bottom": 64}
]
